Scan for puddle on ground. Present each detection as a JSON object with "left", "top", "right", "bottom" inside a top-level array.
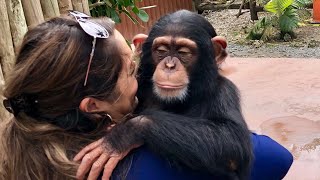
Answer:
[{"left": 260, "top": 116, "right": 320, "bottom": 180}]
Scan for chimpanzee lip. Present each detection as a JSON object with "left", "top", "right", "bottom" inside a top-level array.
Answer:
[{"left": 156, "top": 82, "right": 186, "bottom": 90}]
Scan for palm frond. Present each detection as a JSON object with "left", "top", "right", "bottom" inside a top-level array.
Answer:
[
  {"left": 247, "top": 17, "right": 274, "bottom": 40},
  {"left": 264, "top": 0, "right": 294, "bottom": 14},
  {"left": 279, "top": 7, "right": 299, "bottom": 33}
]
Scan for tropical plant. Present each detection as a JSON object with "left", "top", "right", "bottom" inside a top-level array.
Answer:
[
  {"left": 88, "top": 0, "right": 151, "bottom": 24},
  {"left": 247, "top": 0, "right": 312, "bottom": 40}
]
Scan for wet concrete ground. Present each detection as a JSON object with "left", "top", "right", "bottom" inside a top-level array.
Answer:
[{"left": 222, "top": 58, "right": 320, "bottom": 180}]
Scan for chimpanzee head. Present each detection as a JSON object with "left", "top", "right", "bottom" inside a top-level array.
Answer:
[{"left": 133, "top": 10, "right": 227, "bottom": 103}]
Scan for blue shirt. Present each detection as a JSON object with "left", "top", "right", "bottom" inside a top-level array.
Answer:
[{"left": 113, "top": 133, "right": 293, "bottom": 180}]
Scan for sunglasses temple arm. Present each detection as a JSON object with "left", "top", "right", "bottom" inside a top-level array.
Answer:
[{"left": 84, "top": 37, "right": 97, "bottom": 86}]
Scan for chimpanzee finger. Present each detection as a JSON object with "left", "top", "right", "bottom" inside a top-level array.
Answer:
[
  {"left": 101, "top": 156, "right": 122, "bottom": 180},
  {"left": 73, "top": 138, "right": 104, "bottom": 162},
  {"left": 87, "top": 153, "right": 109, "bottom": 180},
  {"left": 76, "top": 147, "right": 104, "bottom": 180}
]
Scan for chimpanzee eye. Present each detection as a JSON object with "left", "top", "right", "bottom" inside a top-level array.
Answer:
[
  {"left": 178, "top": 51, "right": 190, "bottom": 56},
  {"left": 156, "top": 46, "right": 169, "bottom": 54},
  {"left": 177, "top": 47, "right": 192, "bottom": 56}
]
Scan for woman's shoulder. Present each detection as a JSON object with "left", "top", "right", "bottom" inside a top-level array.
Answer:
[{"left": 251, "top": 133, "right": 293, "bottom": 180}]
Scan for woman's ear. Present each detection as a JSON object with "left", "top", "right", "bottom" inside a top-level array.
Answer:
[
  {"left": 211, "top": 36, "right": 228, "bottom": 66},
  {"left": 79, "top": 97, "right": 104, "bottom": 113},
  {"left": 132, "top": 34, "right": 148, "bottom": 56}
]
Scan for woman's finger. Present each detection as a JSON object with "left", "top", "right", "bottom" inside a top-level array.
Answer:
[
  {"left": 76, "top": 146, "right": 104, "bottom": 180},
  {"left": 87, "top": 153, "right": 110, "bottom": 180},
  {"left": 101, "top": 156, "right": 122, "bottom": 180},
  {"left": 74, "top": 138, "right": 104, "bottom": 162}
]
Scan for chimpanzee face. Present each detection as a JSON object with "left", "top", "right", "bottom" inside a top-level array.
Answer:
[{"left": 151, "top": 36, "right": 198, "bottom": 102}]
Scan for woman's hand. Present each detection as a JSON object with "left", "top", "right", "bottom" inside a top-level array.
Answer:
[
  {"left": 74, "top": 138, "right": 139, "bottom": 180},
  {"left": 74, "top": 116, "right": 147, "bottom": 179}
]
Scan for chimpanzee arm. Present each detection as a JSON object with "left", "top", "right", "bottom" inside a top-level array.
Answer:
[{"left": 104, "top": 109, "right": 253, "bottom": 180}]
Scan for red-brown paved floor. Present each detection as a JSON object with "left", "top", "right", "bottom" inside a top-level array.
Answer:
[{"left": 222, "top": 58, "right": 320, "bottom": 180}]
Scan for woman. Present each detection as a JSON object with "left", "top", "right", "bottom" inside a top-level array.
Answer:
[
  {"left": 0, "top": 12, "right": 292, "bottom": 180},
  {"left": 0, "top": 12, "right": 138, "bottom": 179}
]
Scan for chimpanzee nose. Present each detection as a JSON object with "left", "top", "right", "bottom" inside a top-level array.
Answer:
[{"left": 165, "top": 56, "right": 176, "bottom": 69}]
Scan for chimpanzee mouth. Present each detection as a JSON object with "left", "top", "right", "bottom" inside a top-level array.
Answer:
[
  {"left": 155, "top": 83, "right": 186, "bottom": 90},
  {"left": 153, "top": 84, "right": 188, "bottom": 102}
]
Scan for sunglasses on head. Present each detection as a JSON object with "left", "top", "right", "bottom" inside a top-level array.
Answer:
[{"left": 68, "top": 10, "right": 110, "bottom": 86}]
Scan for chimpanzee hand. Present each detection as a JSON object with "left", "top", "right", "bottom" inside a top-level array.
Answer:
[{"left": 73, "top": 116, "right": 147, "bottom": 180}]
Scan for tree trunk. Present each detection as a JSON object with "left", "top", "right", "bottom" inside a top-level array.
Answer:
[
  {"left": 0, "top": 0, "right": 15, "bottom": 79},
  {"left": 40, "top": 0, "right": 60, "bottom": 20},
  {"left": 71, "top": 0, "right": 90, "bottom": 15},
  {"left": 21, "top": 0, "right": 44, "bottom": 27},
  {"left": 57, "top": 0, "right": 73, "bottom": 14},
  {"left": 249, "top": 0, "right": 258, "bottom": 21},
  {"left": 5, "top": 0, "right": 28, "bottom": 53}
]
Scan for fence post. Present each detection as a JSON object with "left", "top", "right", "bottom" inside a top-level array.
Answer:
[
  {"left": 5, "top": 0, "right": 28, "bottom": 53},
  {"left": 0, "top": 0, "right": 15, "bottom": 79},
  {"left": 21, "top": 0, "right": 44, "bottom": 27},
  {"left": 40, "top": 0, "right": 60, "bottom": 19},
  {"left": 71, "top": 0, "right": 90, "bottom": 15},
  {"left": 57, "top": 0, "right": 73, "bottom": 14}
]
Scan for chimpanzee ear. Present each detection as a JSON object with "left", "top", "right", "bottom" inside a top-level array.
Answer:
[
  {"left": 132, "top": 34, "right": 148, "bottom": 56},
  {"left": 211, "top": 36, "right": 228, "bottom": 66}
]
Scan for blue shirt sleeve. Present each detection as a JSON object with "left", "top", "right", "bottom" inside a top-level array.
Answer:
[
  {"left": 250, "top": 133, "right": 293, "bottom": 180},
  {"left": 113, "top": 133, "right": 293, "bottom": 180}
]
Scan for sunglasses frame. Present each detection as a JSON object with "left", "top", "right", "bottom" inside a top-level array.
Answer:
[{"left": 69, "top": 10, "right": 110, "bottom": 86}]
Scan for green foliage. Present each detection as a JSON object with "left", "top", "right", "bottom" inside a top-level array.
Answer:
[
  {"left": 279, "top": 7, "right": 299, "bottom": 33},
  {"left": 264, "top": 0, "right": 293, "bottom": 14},
  {"left": 88, "top": 0, "right": 150, "bottom": 24},
  {"left": 247, "top": 17, "right": 277, "bottom": 41},
  {"left": 247, "top": 0, "right": 311, "bottom": 40}
]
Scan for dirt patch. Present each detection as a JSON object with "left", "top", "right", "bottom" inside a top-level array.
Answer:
[
  {"left": 224, "top": 58, "right": 320, "bottom": 180},
  {"left": 204, "top": 9, "right": 320, "bottom": 58}
]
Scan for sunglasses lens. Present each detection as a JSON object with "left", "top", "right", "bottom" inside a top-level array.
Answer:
[{"left": 77, "top": 20, "right": 109, "bottom": 38}]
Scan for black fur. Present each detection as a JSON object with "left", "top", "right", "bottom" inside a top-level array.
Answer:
[{"left": 106, "top": 10, "right": 253, "bottom": 180}]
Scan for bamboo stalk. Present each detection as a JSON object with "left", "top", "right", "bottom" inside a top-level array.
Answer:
[
  {"left": 71, "top": 0, "right": 90, "bottom": 15},
  {"left": 21, "top": 0, "right": 44, "bottom": 27},
  {"left": 57, "top": 0, "right": 73, "bottom": 14},
  {"left": 40, "top": 0, "right": 60, "bottom": 20},
  {"left": 0, "top": 0, "right": 15, "bottom": 79},
  {"left": 5, "top": 0, "right": 28, "bottom": 53}
]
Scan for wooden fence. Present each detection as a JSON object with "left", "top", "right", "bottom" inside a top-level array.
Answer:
[{"left": 0, "top": 0, "right": 193, "bottom": 84}]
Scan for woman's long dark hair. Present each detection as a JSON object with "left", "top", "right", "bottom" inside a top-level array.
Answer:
[{"left": 0, "top": 16, "right": 125, "bottom": 180}]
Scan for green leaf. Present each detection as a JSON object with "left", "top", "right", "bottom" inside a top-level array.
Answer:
[
  {"left": 137, "top": 9, "right": 149, "bottom": 22},
  {"left": 123, "top": 0, "right": 132, "bottom": 6},
  {"left": 264, "top": 0, "right": 294, "bottom": 14},
  {"left": 117, "top": 0, "right": 125, "bottom": 6},
  {"left": 110, "top": 9, "right": 121, "bottom": 23},
  {"left": 123, "top": 9, "right": 139, "bottom": 24},
  {"left": 105, "top": 0, "right": 113, "bottom": 7},
  {"left": 279, "top": 7, "right": 299, "bottom": 33},
  {"left": 132, "top": 6, "right": 139, "bottom": 14}
]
